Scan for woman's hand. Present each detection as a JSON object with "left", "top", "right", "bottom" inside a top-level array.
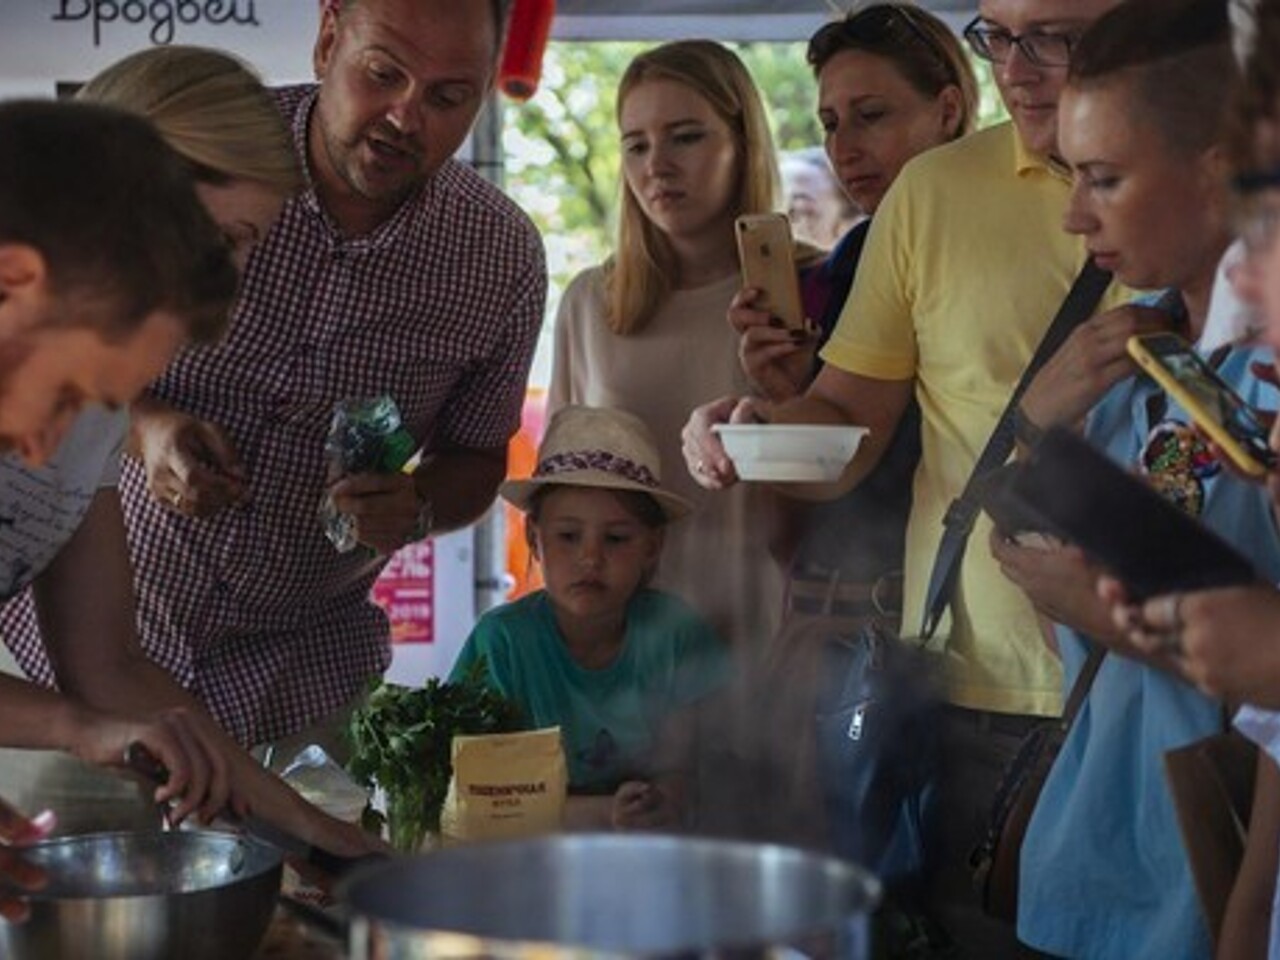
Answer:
[
  {"left": 989, "top": 529, "right": 1117, "bottom": 641},
  {"left": 134, "top": 405, "right": 247, "bottom": 517},
  {"left": 681, "top": 395, "right": 768, "bottom": 490},
  {"left": 1020, "top": 304, "right": 1173, "bottom": 434},
  {"left": 1099, "top": 577, "right": 1280, "bottom": 707},
  {"left": 729, "top": 287, "right": 815, "bottom": 402},
  {"left": 0, "top": 798, "right": 55, "bottom": 923}
]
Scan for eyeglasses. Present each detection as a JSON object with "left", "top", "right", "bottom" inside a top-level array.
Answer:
[
  {"left": 962, "top": 16, "right": 1077, "bottom": 68},
  {"left": 873, "top": 4, "right": 935, "bottom": 49},
  {"left": 810, "top": 5, "right": 950, "bottom": 77},
  {"left": 1233, "top": 167, "right": 1280, "bottom": 255},
  {"left": 815, "top": 4, "right": 933, "bottom": 47}
]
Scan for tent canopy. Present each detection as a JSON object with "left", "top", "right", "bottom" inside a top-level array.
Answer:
[
  {"left": 0, "top": 2, "right": 980, "bottom": 94},
  {"left": 553, "top": 1, "right": 978, "bottom": 40}
]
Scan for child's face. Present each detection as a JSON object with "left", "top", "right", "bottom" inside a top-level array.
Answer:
[{"left": 530, "top": 487, "right": 662, "bottom": 627}]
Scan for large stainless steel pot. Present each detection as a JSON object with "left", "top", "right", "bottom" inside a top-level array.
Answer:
[
  {"left": 337, "top": 833, "right": 881, "bottom": 959},
  {"left": 0, "top": 829, "right": 283, "bottom": 960}
]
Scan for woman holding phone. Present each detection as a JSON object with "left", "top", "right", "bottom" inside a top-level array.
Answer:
[
  {"left": 988, "top": 1, "right": 1280, "bottom": 954},
  {"left": 548, "top": 40, "right": 790, "bottom": 654},
  {"left": 731, "top": 4, "right": 975, "bottom": 404},
  {"left": 727, "top": 3, "right": 977, "bottom": 632},
  {"left": 1098, "top": 1, "right": 1280, "bottom": 954}
]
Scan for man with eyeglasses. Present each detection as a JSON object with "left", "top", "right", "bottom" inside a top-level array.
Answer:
[{"left": 683, "top": 0, "right": 1125, "bottom": 953}]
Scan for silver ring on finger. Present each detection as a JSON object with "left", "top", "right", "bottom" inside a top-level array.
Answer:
[{"left": 170, "top": 491, "right": 183, "bottom": 509}]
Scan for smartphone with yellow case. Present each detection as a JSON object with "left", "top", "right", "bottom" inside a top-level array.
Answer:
[{"left": 1126, "top": 332, "right": 1275, "bottom": 477}]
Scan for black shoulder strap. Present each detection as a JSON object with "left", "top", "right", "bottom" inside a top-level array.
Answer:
[
  {"left": 920, "top": 258, "right": 1113, "bottom": 640},
  {"left": 1062, "top": 644, "right": 1106, "bottom": 728}
]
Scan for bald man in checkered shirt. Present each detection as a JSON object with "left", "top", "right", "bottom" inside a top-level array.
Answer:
[{"left": 2, "top": 0, "right": 545, "bottom": 757}]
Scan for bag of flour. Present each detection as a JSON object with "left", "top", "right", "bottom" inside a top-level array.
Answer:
[{"left": 440, "top": 727, "right": 567, "bottom": 843}]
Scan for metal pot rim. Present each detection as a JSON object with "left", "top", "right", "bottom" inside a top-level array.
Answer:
[
  {"left": 337, "top": 833, "right": 882, "bottom": 955},
  {"left": 10, "top": 828, "right": 284, "bottom": 902}
]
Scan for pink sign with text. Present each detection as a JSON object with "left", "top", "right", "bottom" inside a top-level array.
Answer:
[{"left": 371, "top": 540, "right": 434, "bottom": 645}]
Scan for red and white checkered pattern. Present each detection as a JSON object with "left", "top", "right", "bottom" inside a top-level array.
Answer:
[{"left": 1, "top": 86, "right": 545, "bottom": 746}]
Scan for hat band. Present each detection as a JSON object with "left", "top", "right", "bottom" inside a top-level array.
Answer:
[{"left": 534, "top": 450, "right": 659, "bottom": 489}]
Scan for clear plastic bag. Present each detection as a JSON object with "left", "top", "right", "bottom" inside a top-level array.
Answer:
[{"left": 317, "top": 396, "right": 417, "bottom": 552}]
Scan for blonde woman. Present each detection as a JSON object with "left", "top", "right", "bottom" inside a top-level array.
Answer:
[
  {"left": 0, "top": 47, "right": 379, "bottom": 861},
  {"left": 79, "top": 45, "right": 301, "bottom": 275},
  {"left": 550, "top": 40, "right": 793, "bottom": 654}
]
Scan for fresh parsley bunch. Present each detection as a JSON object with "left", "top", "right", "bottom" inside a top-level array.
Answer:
[{"left": 345, "top": 661, "right": 521, "bottom": 852}]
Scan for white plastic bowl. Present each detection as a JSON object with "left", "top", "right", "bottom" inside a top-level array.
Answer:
[{"left": 712, "top": 423, "right": 868, "bottom": 482}]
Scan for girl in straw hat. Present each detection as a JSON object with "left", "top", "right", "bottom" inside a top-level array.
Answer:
[{"left": 449, "top": 405, "right": 729, "bottom": 831}]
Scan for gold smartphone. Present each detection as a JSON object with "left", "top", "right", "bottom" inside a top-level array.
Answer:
[
  {"left": 734, "top": 213, "right": 805, "bottom": 330},
  {"left": 1126, "top": 332, "right": 1276, "bottom": 477}
]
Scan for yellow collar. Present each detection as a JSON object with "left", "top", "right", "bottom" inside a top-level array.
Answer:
[{"left": 1012, "top": 126, "right": 1071, "bottom": 183}]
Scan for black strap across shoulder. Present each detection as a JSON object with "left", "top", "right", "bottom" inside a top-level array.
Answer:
[{"left": 920, "top": 258, "right": 1113, "bottom": 641}]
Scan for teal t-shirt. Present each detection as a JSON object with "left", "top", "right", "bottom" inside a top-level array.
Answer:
[{"left": 449, "top": 588, "right": 729, "bottom": 791}]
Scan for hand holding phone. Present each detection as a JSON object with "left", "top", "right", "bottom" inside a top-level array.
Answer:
[
  {"left": 1008, "top": 427, "right": 1259, "bottom": 601},
  {"left": 974, "top": 463, "right": 1051, "bottom": 542},
  {"left": 734, "top": 213, "right": 805, "bottom": 331},
  {"left": 1126, "top": 333, "right": 1276, "bottom": 477}
]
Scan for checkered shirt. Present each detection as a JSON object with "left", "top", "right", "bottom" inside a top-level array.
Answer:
[{"left": 0, "top": 86, "right": 545, "bottom": 746}]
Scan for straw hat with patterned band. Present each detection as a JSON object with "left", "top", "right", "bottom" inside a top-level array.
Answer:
[{"left": 500, "top": 405, "right": 692, "bottom": 522}]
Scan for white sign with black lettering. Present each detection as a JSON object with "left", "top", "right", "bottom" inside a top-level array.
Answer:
[{"left": 0, "top": 2, "right": 317, "bottom": 95}]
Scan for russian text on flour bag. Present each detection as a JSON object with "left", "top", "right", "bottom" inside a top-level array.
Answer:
[{"left": 440, "top": 728, "right": 568, "bottom": 843}]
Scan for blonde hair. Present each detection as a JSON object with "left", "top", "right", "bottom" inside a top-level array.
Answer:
[
  {"left": 607, "top": 40, "right": 781, "bottom": 335},
  {"left": 78, "top": 46, "right": 301, "bottom": 197}
]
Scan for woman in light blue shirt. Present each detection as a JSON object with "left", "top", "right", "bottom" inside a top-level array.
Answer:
[{"left": 991, "top": 1, "right": 1280, "bottom": 956}]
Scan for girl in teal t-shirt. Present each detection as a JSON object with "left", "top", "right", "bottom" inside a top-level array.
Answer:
[{"left": 450, "top": 405, "right": 728, "bottom": 831}]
